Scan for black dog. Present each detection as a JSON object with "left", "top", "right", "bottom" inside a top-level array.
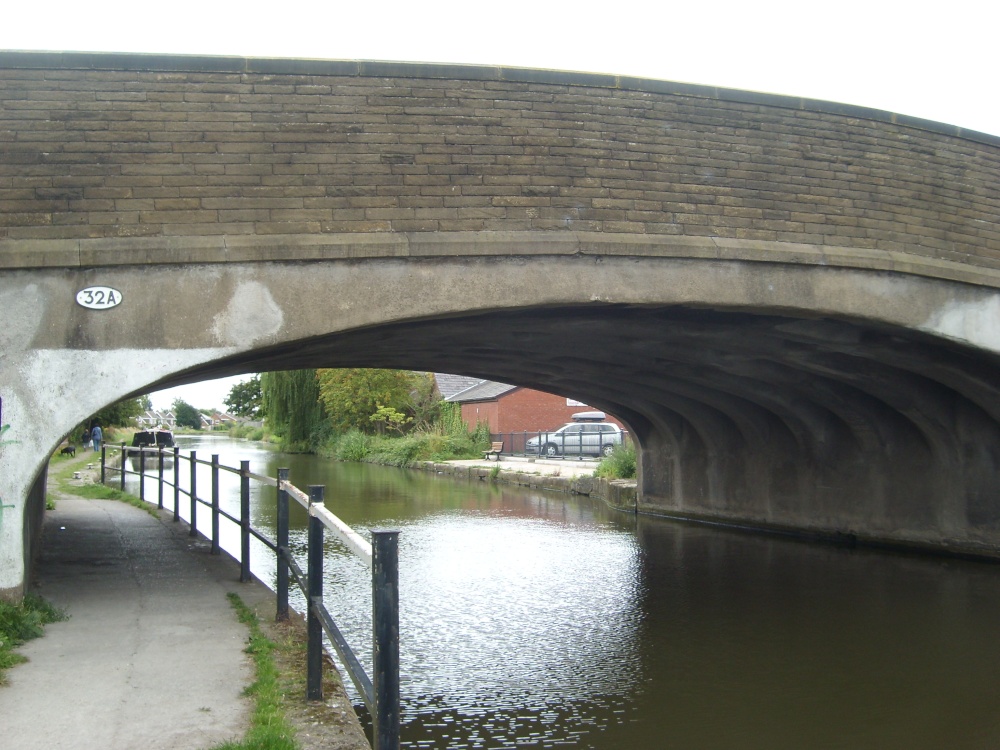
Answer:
[{"left": 60, "top": 445, "right": 76, "bottom": 457}]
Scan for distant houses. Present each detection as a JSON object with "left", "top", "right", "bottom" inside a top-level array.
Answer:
[
  {"left": 136, "top": 409, "right": 241, "bottom": 430},
  {"left": 435, "top": 374, "right": 621, "bottom": 434},
  {"left": 137, "top": 410, "right": 177, "bottom": 429},
  {"left": 204, "top": 411, "right": 239, "bottom": 429}
]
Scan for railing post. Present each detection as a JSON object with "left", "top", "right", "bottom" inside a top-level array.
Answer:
[
  {"left": 307, "top": 485, "right": 325, "bottom": 701},
  {"left": 240, "top": 460, "right": 251, "bottom": 582},
  {"left": 211, "top": 454, "right": 220, "bottom": 555},
  {"left": 100, "top": 444, "right": 106, "bottom": 484},
  {"left": 276, "top": 467, "right": 290, "bottom": 622},
  {"left": 119, "top": 442, "right": 126, "bottom": 491},
  {"left": 139, "top": 447, "right": 146, "bottom": 502},
  {"left": 157, "top": 446, "right": 164, "bottom": 509},
  {"left": 372, "top": 528, "right": 401, "bottom": 750},
  {"left": 172, "top": 446, "right": 180, "bottom": 522},
  {"left": 189, "top": 450, "right": 198, "bottom": 537}
]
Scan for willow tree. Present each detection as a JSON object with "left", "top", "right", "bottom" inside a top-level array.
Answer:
[{"left": 260, "top": 370, "right": 327, "bottom": 449}]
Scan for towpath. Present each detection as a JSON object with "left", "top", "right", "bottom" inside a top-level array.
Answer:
[{"left": 0, "top": 469, "right": 367, "bottom": 750}]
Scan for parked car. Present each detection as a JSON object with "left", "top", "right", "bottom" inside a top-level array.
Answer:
[{"left": 525, "top": 422, "right": 623, "bottom": 457}]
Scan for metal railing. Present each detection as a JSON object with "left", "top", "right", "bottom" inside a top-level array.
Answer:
[{"left": 102, "top": 443, "right": 400, "bottom": 750}]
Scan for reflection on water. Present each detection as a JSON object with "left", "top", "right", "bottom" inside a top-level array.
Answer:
[{"left": 127, "top": 435, "right": 1000, "bottom": 749}]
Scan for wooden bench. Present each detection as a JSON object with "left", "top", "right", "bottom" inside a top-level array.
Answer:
[{"left": 483, "top": 441, "right": 503, "bottom": 461}]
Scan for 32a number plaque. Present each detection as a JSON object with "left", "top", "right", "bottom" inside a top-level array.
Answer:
[{"left": 76, "top": 286, "right": 122, "bottom": 310}]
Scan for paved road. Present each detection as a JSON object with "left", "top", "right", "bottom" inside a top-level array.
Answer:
[{"left": 0, "top": 493, "right": 265, "bottom": 749}]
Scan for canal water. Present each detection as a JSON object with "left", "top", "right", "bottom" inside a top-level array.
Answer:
[{"left": 135, "top": 434, "right": 1000, "bottom": 749}]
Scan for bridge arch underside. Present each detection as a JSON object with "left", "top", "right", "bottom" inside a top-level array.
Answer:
[
  {"left": 209, "top": 306, "right": 1000, "bottom": 554},
  {"left": 5, "top": 253, "right": 1000, "bottom": 599},
  {"left": 153, "top": 267, "right": 1000, "bottom": 559}
]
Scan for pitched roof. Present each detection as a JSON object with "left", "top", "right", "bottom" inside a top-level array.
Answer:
[
  {"left": 433, "top": 373, "right": 488, "bottom": 400},
  {"left": 445, "top": 379, "right": 518, "bottom": 403}
]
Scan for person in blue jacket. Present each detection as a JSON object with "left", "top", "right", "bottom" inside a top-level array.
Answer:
[{"left": 91, "top": 424, "right": 103, "bottom": 452}]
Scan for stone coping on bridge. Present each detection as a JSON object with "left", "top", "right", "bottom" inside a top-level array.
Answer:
[
  {"left": 2, "top": 50, "right": 997, "bottom": 148},
  {"left": 5, "top": 231, "right": 1000, "bottom": 290}
]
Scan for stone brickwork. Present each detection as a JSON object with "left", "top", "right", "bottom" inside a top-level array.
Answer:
[{"left": 0, "top": 52, "right": 998, "bottom": 274}]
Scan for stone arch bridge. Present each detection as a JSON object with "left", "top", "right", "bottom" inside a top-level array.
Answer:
[{"left": 1, "top": 51, "right": 999, "bottom": 598}]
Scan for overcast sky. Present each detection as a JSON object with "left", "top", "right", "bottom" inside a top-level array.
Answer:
[{"left": 5, "top": 0, "right": 995, "bottom": 410}]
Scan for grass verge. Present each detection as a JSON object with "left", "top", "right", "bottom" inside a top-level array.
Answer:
[
  {"left": 0, "top": 594, "right": 67, "bottom": 684},
  {"left": 593, "top": 442, "right": 637, "bottom": 479},
  {"left": 66, "top": 482, "right": 160, "bottom": 517},
  {"left": 213, "top": 593, "right": 298, "bottom": 750},
  {"left": 48, "top": 450, "right": 158, "bottom": 517}
]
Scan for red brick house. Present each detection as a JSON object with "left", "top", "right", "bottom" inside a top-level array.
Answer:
[{"left": 437, "top": 375, "right": 621, "bottom": 434}]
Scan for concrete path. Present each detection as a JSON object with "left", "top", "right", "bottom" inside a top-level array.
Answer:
[
  {"left": 444, "top": 455, "right": 600, "bottom": 478},
  {"left": 0, "top": 494, "right": 262, "bottom": 750}
]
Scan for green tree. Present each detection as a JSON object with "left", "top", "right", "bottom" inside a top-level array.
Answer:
[
  {"left": 260, "top": 370, "right": 327, "bottom": 448},
  {"left": 173, "top": 399, "right": 203, "bottom": 430},
  {"left": 88, "top": 397, "right": 145, "bottom": 428},
  {"left": 369, "top": 404, "right": 413, "bottom": 435},
  {"left": 225, "top": 375, "right": 263, "bottom": 419},
  {"left": 409, "top": 372, "right": 442, "bottom": 430},
  {"left": 316, "top": 369, "right": 417, "bottom": 433}
]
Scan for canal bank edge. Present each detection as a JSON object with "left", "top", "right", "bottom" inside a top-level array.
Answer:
[
  {"left": 415, "top": 460, "right": 1000, "bottom": 562},
  {"left": 412, "top": 460, "right": 639, "bottom": 512}
]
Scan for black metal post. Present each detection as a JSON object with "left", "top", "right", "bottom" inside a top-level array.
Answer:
[
  {"left": 157, "top": 446, "right": 164, "bottom": 509},
  {"left": 139, "top": 448, "right": 146, "bottom": 502},
  {"left": 211, "top": 454, "right": 220, "bottom": 555},
  {"left": 307, "top": 485, "right": 325, "bottom": 701},
  {"left": 100, "top": 444, "right": 106, "bottom": 484},
  {"left": 119, "top": 442, "right": 126, "bottom": 491},
  {"left": 372, "top": 528, "right": 401, "bottom": 750},
  {"left": 189, "top": 450, "right": 198, "bottom": 537},
  {"left": 276, "top": 467, "right": 290, "bottom": 621},
  {"left": 172, "top": 446, "right": 180, "bottom": 522},
  {"left": 240, "top": 460, "right": 251, "bottom": 582}
]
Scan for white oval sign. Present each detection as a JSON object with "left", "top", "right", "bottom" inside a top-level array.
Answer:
[{"left": 76, "top": 286, "right": 122, "bottom": 310}]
